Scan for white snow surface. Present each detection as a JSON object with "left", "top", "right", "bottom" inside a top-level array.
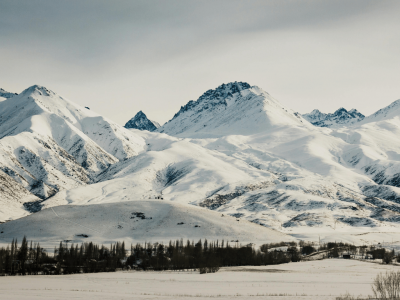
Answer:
[
  {"left": 0, "top": 200, "right": 292, "bottom": 250},
  {"left": 0, "top": 259, "right": 397, "bottom": 299},
  {"left": 2, "top": 82, "right": 400, "bottom": 243}
]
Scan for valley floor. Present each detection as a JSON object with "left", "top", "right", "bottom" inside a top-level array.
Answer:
[{"left": 0, "top": 259, "right": 397, "bottom": 300}]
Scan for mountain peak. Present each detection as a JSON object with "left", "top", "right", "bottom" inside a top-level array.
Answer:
[
  {"left": 21, "top": 85, "right": 55, "bottom": 97},
  {"left": 334, "top": 107, "right": 348, "bottom": 114},
  {"left": 158, "top": 82, "right": 308, "bottom": 137},
  {"left": 171, "top": 81, "right": 252, "bottom": 121},
  {"left": 124, "top": 111, "right": 160, "bottom": 132},
  {"left": 198, "top": 81, "right": 251, "bottom": 101},
  {"left": 136, "top": 110, "right": 146, "bottom": 117}
]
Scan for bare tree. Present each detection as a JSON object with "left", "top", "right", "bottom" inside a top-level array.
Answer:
[{"left": 372, "top": 271, "right": 400, "bottom": 299}]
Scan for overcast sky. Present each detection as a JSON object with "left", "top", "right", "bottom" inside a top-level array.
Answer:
[{"left": 1, "top": 0, "right": 400, "bottom": 125}]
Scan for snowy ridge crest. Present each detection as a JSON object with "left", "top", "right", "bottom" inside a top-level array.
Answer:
[
  {"left": 0, "top": 88, "right": 18, "bottom": 99},
  {"left": 21, "top": 85, "right": 55, "bottom": 97},
  {"left": 360, "top": 99, "right": 400, "bottom": 124}
]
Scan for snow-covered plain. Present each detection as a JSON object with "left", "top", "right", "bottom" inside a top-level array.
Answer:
[{"left": 0, "top": 259, "right": 396, "bottom": 300}]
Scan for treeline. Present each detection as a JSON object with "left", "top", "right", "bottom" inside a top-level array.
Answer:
[
  {"left": 0, "top": 236, "right": 126, "bottom": 275},
  {"left": 127, "top": 239, "right": 301, "bottom": 274},
  {"left": 1, "top": 237, "right": 301, "bottom": 275},
  {"left": 4, "top": 237, "right": 396, "bottom": 276}
]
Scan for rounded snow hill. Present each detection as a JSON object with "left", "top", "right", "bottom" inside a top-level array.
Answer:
[{"left": 0, "top": 200, "right": 294, "bottom": 249}]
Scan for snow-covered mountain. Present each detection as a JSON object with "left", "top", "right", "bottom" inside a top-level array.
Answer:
[
  {"left": 0, "top": 88, "right": 17, "bottom": 101},
  {"left": 36, "top": 83, "right": 400, "bottom": 235},
  {"left": 303, "top": 108, "right": 364, "bottom": 127},
  {"left": 124, "top": 110, "right": 160, "bottom": 131},
  {"left": 0, "top": 85, "right": 145, "bottom": 220},
  {"left": 158, "top": 82, "right": 310, "bottom": 138},
  {"left": 2, "top": 82, "right": 400, "bottom": 243}
]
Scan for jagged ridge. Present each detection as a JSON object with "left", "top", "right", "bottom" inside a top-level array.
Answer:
[{"left": 303, "top": 107, "right": 364, "bottom": 127}]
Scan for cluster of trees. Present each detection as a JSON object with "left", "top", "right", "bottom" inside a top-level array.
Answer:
[
  {"left": 368, "top": 247, "right": 397, "bottom": 264},
  {"left": 318, "top": 242, "right": 356, "bottom": 258},
  {"left": 0, "top": 237, "right": 126, "bottom": 275},
  {"left": 259, "top": 240, "right": 400, "bottom": 264},
  {"left": 127, "top": 239, "right": 300, "bottom": 273},
  {"left": 53, "top": 240, "right": 126, "bottom": 273},
  {"left": 318, "top": 242, "right": 399, "bottom": 264},
  {"left": 0, "top": 237, "right": 53, "bottom": 275}
]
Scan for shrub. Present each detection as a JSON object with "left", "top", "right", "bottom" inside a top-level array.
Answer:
[
  {"left": 383, "top": 251, "right": 394, "bottom": 264},
  {"left": 372, "top": 271, "right": 400, "bottom": 299},
  {"left": 301, "top": 245, "right": 316, "bottom": 256}
]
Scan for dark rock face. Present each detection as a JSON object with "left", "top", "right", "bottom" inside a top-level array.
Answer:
[
  {"left": 170, "top": 81, "right": 251, "bottom": 121},
  {"left": 124, "top": 111, "right": 160, "bottom": 131}
]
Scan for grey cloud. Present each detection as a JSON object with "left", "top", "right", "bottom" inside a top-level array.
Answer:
[{"left": 0, "top": 0, "right": 391, "bottom": 63}]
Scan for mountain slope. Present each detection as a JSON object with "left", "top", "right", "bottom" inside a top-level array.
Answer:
[
  {"left": 0, "top": 169, "right": 39, "bottom": 222},
  {"left": 43, "top": 129, "right": 277, "bottom": 207},
  {"left": 303, "top": 108, "right": 364, "bottom": 127},
  {"left": 124, "top": 111, "right": 160, "bottom": 131},
  {"left": 331, "top": 100, "right": 400, "bottom": 191},
  {"left": 158, "top": 82, "right": 310, "bottom": 138},
  {"left": 359, "top": 99, "right": 400, "bottom": 124},
  {"left": 41, "top": 125, "right": 400, "bottom": 234},
  {"left": 0, "top": 85, "right": 145, "bottom": 220}
]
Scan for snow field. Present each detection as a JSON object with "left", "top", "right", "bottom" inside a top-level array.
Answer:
[{"left": 0, "top": 259, "right": 396, "bottom": 300}]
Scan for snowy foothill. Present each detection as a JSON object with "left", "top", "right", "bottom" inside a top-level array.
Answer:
[
  {"left": 0, "top": 201, "right": 292, "bottom": 250},
  {"left": 0, "top": 259, "right": 397, "bottom": 300}
]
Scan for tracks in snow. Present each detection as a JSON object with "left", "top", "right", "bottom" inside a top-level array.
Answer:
[{"left": 50, "top": 207, "right": 101, "bottom": 234}]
